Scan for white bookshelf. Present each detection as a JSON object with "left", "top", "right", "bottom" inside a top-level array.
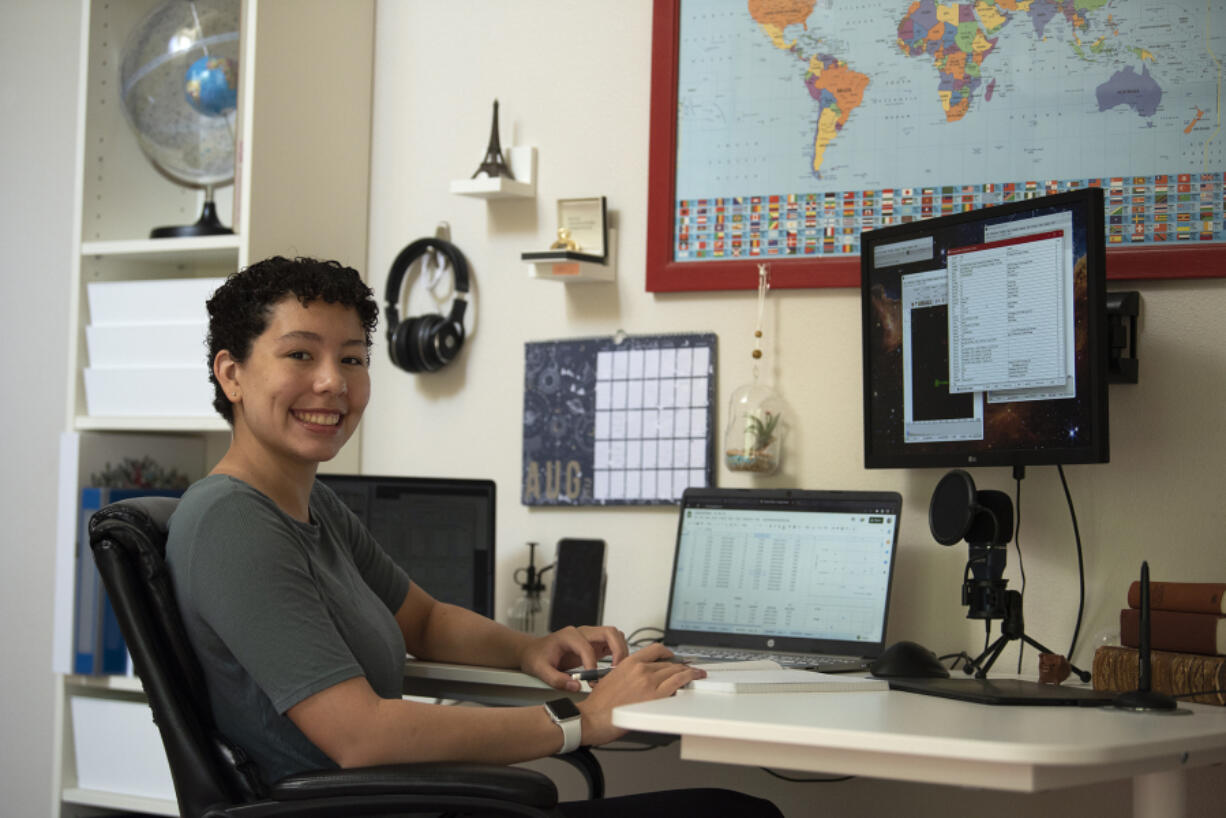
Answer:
[
  {"left": 80, "top": 235, "right": 243, "bottom": 264},
  {"left": 61, "top": 789, "right": 178, "bottom": 817},
  {"left": 53, "top": 1, "right": 376, "bottom": 815}
]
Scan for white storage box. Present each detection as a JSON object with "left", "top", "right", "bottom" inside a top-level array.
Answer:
[
  {"left": 87, "top": 278, "right": 226, "bottom": 325},
  {"left": 70, "top": 696, "right": 175, "bottom": 801},
  {"left": 86, "top": 322, "right": 209, "bottom": 368},
  {"left": 84, "top": 367, "right": 216, "bottom": 416}
]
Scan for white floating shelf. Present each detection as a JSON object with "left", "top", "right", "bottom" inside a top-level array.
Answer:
[
  {"left": 526, "top": 228, "right": 617, "bottom": 283},
  {"left": 450, "top": 146, "right": 537, "bottom": 199}
]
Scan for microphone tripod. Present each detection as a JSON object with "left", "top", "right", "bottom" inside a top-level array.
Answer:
[
  {"left": 929, "top": 469, "right": 1091, "bottom": 682},
  {"left": 960, "top": 549, "right": 1090, "bottom": 682}
]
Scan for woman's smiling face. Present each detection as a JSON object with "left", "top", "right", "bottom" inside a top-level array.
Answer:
[{"left": 220, "top": 295, "right": 371, "bottom": 469}]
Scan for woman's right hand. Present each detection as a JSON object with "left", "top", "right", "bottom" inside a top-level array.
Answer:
[{"left": 574, "top": 643, "right": 706, "bottom": 746}]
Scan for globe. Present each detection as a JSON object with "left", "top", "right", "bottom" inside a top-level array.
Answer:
[
  {"left": 119, "top": 0, "right": 240, "bottom": 237},
  {"left": 184, "top": 55, "right": 238, "bottom": 117}
]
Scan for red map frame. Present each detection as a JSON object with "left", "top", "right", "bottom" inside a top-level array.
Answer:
[{"left": 645, "top": 0, "right": 1226, "bottom": 293}]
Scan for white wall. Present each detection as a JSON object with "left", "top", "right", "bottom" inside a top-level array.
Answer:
[
  {"left": 364, "top": 2, "right": 1226, "bottom": 815},
  {"left": 0, "top": 2, "right": 80, "bottom": 816}
]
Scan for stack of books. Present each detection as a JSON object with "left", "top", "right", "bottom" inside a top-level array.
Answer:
[{"left": 1092, "top": 580, "right": 1226, "bottom": 705}]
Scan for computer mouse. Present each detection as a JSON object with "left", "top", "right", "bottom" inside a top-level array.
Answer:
[{"left": 870, "top": 640, "right": 951, "bottom": 679}]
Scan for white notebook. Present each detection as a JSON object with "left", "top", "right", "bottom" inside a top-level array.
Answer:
[{"left": 686, "top": 660, "right": 887, "bottom": 694}]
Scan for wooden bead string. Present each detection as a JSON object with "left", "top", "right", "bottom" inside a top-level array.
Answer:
[{"left": 753, "top": 263, "right": 769, "bottom": 376}]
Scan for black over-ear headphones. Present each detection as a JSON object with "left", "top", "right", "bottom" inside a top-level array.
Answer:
[{"left": 384, "top": 237, "right": 470, "bottom": 373}]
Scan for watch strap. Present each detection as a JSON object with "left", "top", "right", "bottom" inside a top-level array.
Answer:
[{"left": 545, "top": 699, "right": 583, "bottom": 755}]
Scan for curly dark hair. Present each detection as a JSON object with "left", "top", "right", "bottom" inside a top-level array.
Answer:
[{"left": 206, "top": 256, "right": 379, "bottom": 424}]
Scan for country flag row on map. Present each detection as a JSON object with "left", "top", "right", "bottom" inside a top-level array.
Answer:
[{"left": 674, "top": 173, "right": 1226, "bottom": 259}]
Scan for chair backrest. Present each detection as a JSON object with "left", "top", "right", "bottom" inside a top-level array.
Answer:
[{"left": 88, "top": 496, "right": 266, "bottom": 817}]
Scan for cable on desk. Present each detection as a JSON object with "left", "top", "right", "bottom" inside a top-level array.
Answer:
[
  {"left": 627, "top": 626, "right": 665, "bottom": 647},
  {"left": 761, "top": 768, "right": 854, "bottom": 783},
  {"left": 941, "top": 651, "right": 974, "bottom": 671}
]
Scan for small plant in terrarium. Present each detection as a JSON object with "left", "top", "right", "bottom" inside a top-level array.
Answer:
[
  {"left": 724, "top": 384, "right": 785, "bottom": 474},
  {"left": 746, "top": 410, "right": 780, "bottom": 453}
]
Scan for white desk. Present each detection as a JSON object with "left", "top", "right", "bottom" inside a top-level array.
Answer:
[
  {"left": 404, "top": 662, "right": 1226, "bottom": 817},
  {"left": 612, "top": 687, "right": 1226, "bottom": 818}
]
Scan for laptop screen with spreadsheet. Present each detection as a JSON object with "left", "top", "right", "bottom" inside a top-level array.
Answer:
[{"left": 663, "top": 488, "right": 902, "bottom": 659}]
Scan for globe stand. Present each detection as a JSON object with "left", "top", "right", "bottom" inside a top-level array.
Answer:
[{"left": 150, "top": 189, "right": 233, "bottom": 239}]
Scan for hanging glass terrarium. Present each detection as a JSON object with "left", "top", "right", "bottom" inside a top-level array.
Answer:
[
  {"left": 724, "top": 382, "right": 785, "bottom": 473},
  {"left": 723, "top": 264, "right": 786, "bottom": 475}
]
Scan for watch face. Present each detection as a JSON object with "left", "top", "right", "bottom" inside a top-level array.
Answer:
[{"left": 547, "top": 697, "right": 581, "bottom": 720}]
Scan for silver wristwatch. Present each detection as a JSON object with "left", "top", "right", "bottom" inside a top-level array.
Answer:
[{"left": 544, "top": 697, "right": 583, "bottom": 755}]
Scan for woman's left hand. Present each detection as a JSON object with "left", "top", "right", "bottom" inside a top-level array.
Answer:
[{"left": 519, "top": 625, "right": 630, "bottom": 691}]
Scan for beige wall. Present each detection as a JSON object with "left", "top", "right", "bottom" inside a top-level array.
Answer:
[
  {"left": 363, "top": 2, "right": 1226, "bottom": 815},
  {"left": 364, "top": 0, "right": 1226, "bottom": 677}
]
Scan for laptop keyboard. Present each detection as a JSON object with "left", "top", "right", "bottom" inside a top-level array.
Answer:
[{"left": 674, "top": 647, "right": 866, "bottom": 671}]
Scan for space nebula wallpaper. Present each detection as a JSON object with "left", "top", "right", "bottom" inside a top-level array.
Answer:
[{"left": 862, "top": 190, "right": 1108, "bottom": 468}]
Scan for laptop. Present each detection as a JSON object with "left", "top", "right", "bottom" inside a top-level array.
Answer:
[{"left": 661, "top": 487, "right": 903, "bottom": 673}]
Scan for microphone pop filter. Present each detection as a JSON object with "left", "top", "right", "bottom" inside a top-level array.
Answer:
[{"left": 929, "top": 469, "right": 977, "bottom": 545}]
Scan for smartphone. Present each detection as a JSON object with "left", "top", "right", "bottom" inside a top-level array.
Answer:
[{"left": 549, "top": 538, "right": 606, "bottom": 631}]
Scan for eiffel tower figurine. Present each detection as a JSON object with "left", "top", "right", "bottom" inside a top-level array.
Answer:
[{"left": 471, "top": 99, "right": 515, "bottom": 180}]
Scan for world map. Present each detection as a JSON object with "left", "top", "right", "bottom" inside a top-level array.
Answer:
[{"left": 673, "top": 0, "right": 1226, "bottom": 260}]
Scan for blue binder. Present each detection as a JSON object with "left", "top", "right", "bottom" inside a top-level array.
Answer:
[{"left": 75, "top": 487, "right": 183, "bottom": 675}]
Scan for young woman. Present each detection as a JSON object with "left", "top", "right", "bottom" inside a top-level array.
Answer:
[{"left": 166, "top": 257, "right": 781, "bottom": 816}]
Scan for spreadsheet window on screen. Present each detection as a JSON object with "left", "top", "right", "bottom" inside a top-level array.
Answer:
[
  {"left": 860, "top": 187, "right": 1108, "bottom": 469},
  {"left": 667, "top": 507, "right": 896, "bottom": 643}
]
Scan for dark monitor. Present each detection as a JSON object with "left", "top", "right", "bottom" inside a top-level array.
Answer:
[
  {"left": 861, "top": 187, "right": 1109, "bottom": 469},
  {"left": 317, "top": 474, "right": 496, "bottom": 617}
]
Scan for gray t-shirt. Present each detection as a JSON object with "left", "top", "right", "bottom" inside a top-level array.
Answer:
[{"left": 166, "top": 474, "right": 411, "bottom": 783}]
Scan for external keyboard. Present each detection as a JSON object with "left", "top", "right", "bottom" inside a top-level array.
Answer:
[{"left": 674, "top": 647, "right": 865, "bottom": 670}]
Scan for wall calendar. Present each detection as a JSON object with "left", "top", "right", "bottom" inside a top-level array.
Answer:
[{"left": 522, "top": 333, "right": 717, "bottom": 506}]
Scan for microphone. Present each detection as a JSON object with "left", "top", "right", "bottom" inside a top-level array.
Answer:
[{"left": 1113, "top": 561, "right": 1176, "bottom": 711}]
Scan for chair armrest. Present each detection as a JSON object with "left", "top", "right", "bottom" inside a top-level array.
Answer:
[{"left": 270, "top": 761, "right": 558, "bottom": 808}]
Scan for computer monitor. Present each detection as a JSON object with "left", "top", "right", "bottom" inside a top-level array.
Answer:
[
  {"left": 317, "top": 474, "right": 496, "bottom": 617},
  {"left": 861, "top": 187, "right": 1109, "bottom": 469}
]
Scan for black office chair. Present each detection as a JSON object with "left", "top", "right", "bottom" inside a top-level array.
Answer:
[{"left": 88, "top": 496, "right": 563, "bottom": 818}]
